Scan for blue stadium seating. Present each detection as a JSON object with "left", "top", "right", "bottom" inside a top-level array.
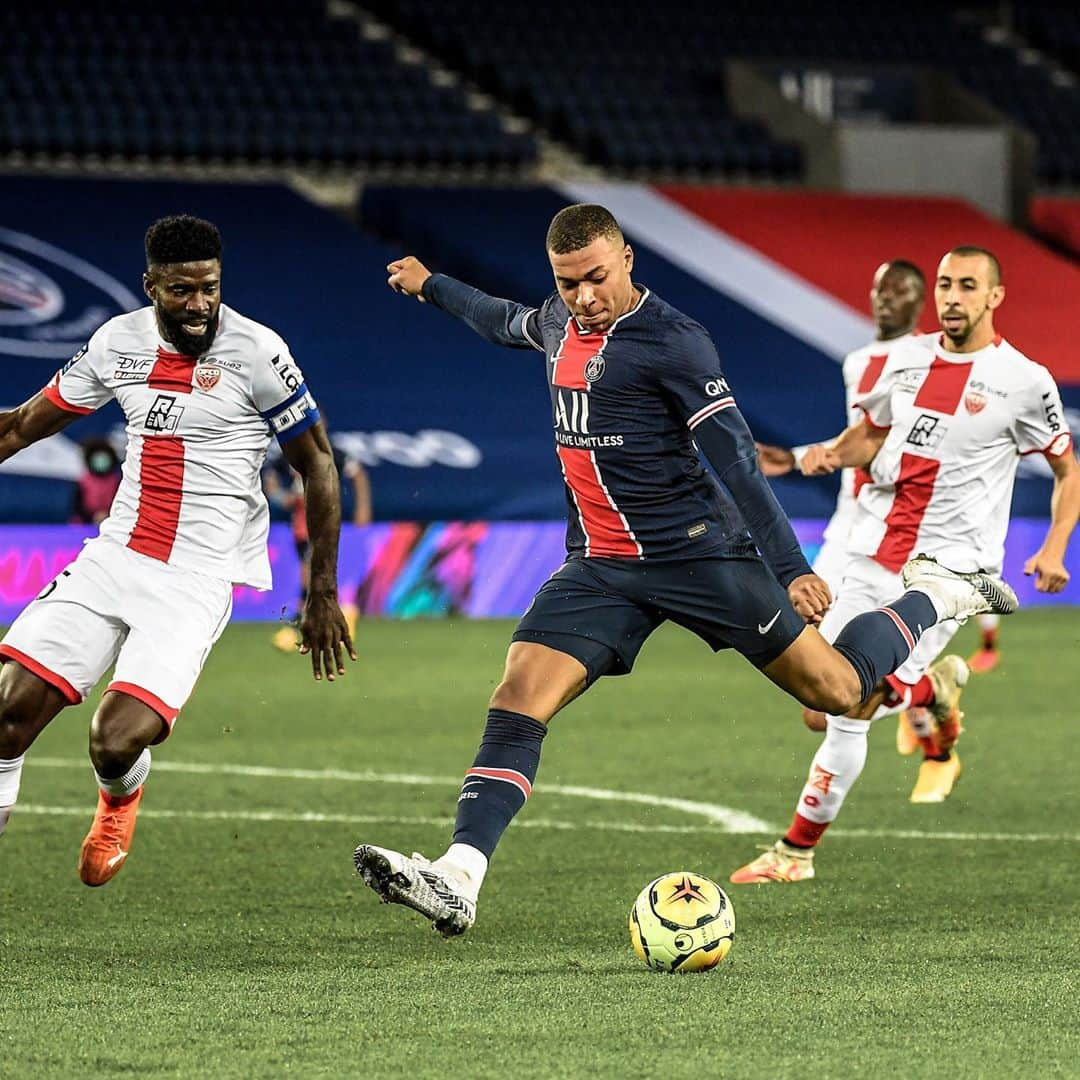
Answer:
[
  {"left": 0, "top": 0, "right": 536, "bottom": 169},
  {"left": 363, "top": 0, "right": 1080, "bottom": 186}
]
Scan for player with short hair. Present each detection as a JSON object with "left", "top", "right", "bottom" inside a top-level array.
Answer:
[
  {"left": 352, "top": 207, "right": 1014, "bottom": 936},
  {"left": 731, "top": 245, "right": 1079, "bottom": 883},
  {"left": 0, "top": 215, "right": 355, "bottom": 884}
]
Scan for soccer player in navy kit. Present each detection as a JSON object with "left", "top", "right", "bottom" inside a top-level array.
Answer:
[{"left": 353, "top": 204, "right": 1015, "bottom": 936}]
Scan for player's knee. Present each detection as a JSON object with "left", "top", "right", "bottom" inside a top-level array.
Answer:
[
  {"left": 489, "top": 675, "right": 545, "bottom": 721},
  {"left": 801, "top": 708, "right": 827, "bottom": 732},
  {"left": 801, "top": 667, "right": 861, "bottom": 716},
  {"left": 88, "top": 706, "right": 159, "bottom": 772}
]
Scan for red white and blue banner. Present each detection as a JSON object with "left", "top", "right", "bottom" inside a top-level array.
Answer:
[{"left": 2, "top": 177, "right": 1078, "bottom": 525}]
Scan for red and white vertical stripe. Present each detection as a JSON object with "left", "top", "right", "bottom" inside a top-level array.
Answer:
[
  {"left": 128, "top": 347, "right": 194, "bottom": 562},
  {"left": 552, "top": 317, "right": 642, "bottom": 558}
]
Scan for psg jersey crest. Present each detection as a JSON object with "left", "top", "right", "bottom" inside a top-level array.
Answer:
[{"left": 584, "top": 356, "right": 606, "bottom": 383}]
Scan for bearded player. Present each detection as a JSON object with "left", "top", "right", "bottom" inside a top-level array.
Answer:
[
  {"left": 731, "top": 246, "right": 1079, "bottom": 884},
  {"left": 758, "top": 260, "right": 958, "bottom": 777},
  {"left": 0, "top": 215, "right": 355, "bottom": 884},
  {"left": 351, "top": 207, "right": 1014, "bottom": 937}
]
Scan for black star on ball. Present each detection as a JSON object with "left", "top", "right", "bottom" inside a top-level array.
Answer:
[{"left": 669, "top": 876, "right": 708, "bottom": 904}]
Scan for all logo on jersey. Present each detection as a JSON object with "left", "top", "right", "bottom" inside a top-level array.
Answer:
[
  {"left": 194, "top": 364, "right": 222, "bottom": 392},
  {"left": 583, "top": 356, "right": 605, "bottom": 383},
  {"left": 146, "top": 394, "right": 185, "bottom": 433},
  {"left": 554, "top": 389, "right": 590, "bottom": 435},
  {"left": 906, "top": 413, "right": 946, "bottom": 449},
  {"left": 964, "top": 391, "right": 987, "bottom": 415}
]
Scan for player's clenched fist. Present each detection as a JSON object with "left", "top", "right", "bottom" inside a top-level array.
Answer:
[
  {"left": 1023, "top": 548, "right": 1070, "bottom": 593},
  {"left": 787, "top": 572, "right": 832, "bottom": 624},
  {"left": 387, "top": 256, "right": 432, "bottom": 299},
  {"left": 798, "top": 444, "right": 841, "bottom": 476}
]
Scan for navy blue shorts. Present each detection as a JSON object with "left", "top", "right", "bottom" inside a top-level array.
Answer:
[{"left": 512, "top": 555, "right": 806, "bottom": 685}]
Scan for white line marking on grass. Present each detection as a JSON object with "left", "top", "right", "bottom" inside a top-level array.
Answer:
[
  {"left": 15, "top": 804, "right": 1079, "bottom": 843},
  {"left": 27, "top": 757, "right": 775, "bottom": 833}
]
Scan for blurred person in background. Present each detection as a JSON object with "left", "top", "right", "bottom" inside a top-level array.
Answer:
[
  {"left": 70, "top": 437, "right": 122, "bottom": 525},
  {"left": 264, "top": 427, "right": 372, "bottom": 651}
]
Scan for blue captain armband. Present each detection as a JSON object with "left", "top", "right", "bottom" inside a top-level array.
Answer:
[{"left": 263, "top": 383, "right": 321, "bottom": 442}]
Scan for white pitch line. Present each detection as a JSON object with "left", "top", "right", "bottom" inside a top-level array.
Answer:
[
  {"left": 27, "top": 757, "right": 775, "bottom": 834},
  {"left": 13, "top": 804, "right": 1079, "bottom": 843}
]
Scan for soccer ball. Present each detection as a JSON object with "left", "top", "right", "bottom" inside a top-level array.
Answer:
[{"left": 629, "top": 871, "right": 735, "bottom": 973}]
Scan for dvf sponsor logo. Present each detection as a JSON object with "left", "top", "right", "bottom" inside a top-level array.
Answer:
[{"left": 0, "top": 227, "right": 139, "bottom": 360}]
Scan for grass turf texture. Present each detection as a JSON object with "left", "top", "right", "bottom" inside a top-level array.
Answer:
[{"left": 2, "top": 612, "right": 1078, "bottom": 1079}]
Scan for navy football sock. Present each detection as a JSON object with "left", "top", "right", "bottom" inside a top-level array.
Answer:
[
  {"left": 833, "top": 590, "right": 939, "bottom": 701},
  {"left": 452, "top": 709, "right": 547, "bottom": 860}
]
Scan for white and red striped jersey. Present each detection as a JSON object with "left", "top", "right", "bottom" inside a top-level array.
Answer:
[
  {"left": 817, "top": 334, "right": 918, "bottom": 549},
  {"left": 43, "top": 305, "right": 320, "bottom": 588},
  {"left": 849, "top": 334, "right": 1071, "bottom": 574}
]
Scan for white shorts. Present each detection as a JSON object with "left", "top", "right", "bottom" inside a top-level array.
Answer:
[
  {"left": 818, "top": 554, "right": 958, "bottom": 687},
  {"left": 0, "top": 538, "right": 233, "bottom": 731},
  {"left": 811, "top": 536, "right": 852, "bottom": 599}
]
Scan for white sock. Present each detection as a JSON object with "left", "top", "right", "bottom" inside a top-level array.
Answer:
[
  {"left": 0, "top": 755, "right": 25, "bottom": 836},
  {"left": 794, "top": 716, "right": 871, "bottom": 826},
  {"left": 434, "top": 842, "right": 488, "bottom": 893},
  {"left": 95, "top": 748, "right": 151, "bottom": 799},
  {"left": 976, "top": 613, "right": 1000, "bottom": 632}
]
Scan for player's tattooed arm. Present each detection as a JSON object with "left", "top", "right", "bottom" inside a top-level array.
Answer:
[
  {"left": 0, "top": 393, "right": 83, "bottom": 464},
  {"left": 1024, "top": 448, "right": 1080, "bottom": 594},
  {"left": 388, "top": 256, "right": 539, "bottom": 350},
  {"left": 282, "top": 420, "right": 358, "bottom": 681},
  {"left": 799, "top": 417, "right": 888, "bottom": 475}
]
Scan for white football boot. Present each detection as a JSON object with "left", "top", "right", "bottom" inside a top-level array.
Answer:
[
  {"left": 901, "top": 554, "right": 1018, "bottom": 623},
  {"left": 353, "top": 844, "right": 477, "bottom": 937}
]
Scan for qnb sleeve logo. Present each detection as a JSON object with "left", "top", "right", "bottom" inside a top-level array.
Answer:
[{"left": 0, "top": 227, "right": 139, "bottom": 359}]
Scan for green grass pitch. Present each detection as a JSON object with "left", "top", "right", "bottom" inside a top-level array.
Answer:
[{"left": 2, "top": 611, "right": 1078, "bottom": 1078}]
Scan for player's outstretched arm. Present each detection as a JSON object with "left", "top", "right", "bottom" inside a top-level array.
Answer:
[
  {"left": 755, "top": 443, "right": 797, "bottom": 477},
  {"left": 282, "top": 421, "right": 358, "bottom": 681},
  {"left": 0, "top": 393, "right": 84, "bottom": 464},
  {"left": 1024, "top": 448, "right": 1080, "bottom": 593},
  {"left": 387, "top": 256, "right": 540, "bottom": 350},
  {"left": 799, "top": 418, "right": 888, "bottom": 475}
]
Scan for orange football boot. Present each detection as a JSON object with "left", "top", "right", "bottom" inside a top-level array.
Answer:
[
  {"left": 895, "top": 711, "right": 920, "bottom": 756},
  {"left": 967, "top": 646, "right": 1000, "bottom": 674},
  {"left": 78, "top": 788, "right": 143, "bottom": 886}
]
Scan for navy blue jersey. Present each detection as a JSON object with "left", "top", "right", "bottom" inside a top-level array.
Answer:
[
  {"left": 422, "top": 274, "right": 810, "bottom": 585},
  {"left": 519, "top": 288, "right": 749, "bottom": 558}
]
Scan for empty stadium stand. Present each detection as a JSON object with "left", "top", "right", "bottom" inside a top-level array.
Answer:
[
  {"left": 0, "top": 0, "right": 536, "bottom": 170},
  {"left": 365, "top": 0, "right": 1080, "bottom": 187}
]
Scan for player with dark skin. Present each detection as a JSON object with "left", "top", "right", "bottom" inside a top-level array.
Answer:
[
  {"left": 391, "top": 241, "right": 883, "bottom": 724},
  {"left": 754, "top": 260, "right": 925, "bottom": 730},
  {"left": 0, "top": 255, "right": 354, "bottom": 788},
  {"left": 756, "top": 261, "right": 925, "bottom": 477}
]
